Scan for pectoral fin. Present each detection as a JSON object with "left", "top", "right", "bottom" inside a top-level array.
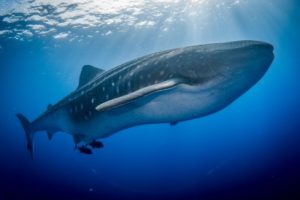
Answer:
[{"left": 95, "top": 79, "right": 182, "bottom": 112}]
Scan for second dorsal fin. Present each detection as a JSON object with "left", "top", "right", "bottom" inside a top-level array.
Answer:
[{"left": 77, "top": 65, "right": 105, "bottom": 89}]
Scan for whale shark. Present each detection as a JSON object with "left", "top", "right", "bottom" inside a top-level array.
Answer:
[{"left": 17, "top": 40, "right": 274, "bottom": 156}]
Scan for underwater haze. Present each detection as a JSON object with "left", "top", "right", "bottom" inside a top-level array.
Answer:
[{"left": 0, "top": 0, "right": 300, "bottom": 199}]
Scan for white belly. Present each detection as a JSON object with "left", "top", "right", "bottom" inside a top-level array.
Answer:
[
  {"left": 132, "top": 84, "right": 219, "bottom": 122},
  {"left": 75, "top": 83, "right": 232, "bottom": 140}
]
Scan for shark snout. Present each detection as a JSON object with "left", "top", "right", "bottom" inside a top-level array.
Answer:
[
  {"left": 224, "top": 41, "right": 274, "bottom": 79},
  {"left": 246, "top": 41, "right": 274, "bottom": 75},
  {"left": 251, "top": 41, "right": 274, "bottom": 60},
  {"left": 227, "top": 41, "right": 274, "bottom": 91}
]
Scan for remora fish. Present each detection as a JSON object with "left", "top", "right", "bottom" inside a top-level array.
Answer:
[{"left": 17, "top": 40, "right": 274, "bottom": 156}]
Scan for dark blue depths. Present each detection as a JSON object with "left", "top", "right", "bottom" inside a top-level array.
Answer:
[{"left": 0, "top": 1, "right": 300, "bottom": 200}]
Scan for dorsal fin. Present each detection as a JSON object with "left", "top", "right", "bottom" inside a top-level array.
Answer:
[{"left": 78, "top": 65, "right": 105, "bottom": 89}]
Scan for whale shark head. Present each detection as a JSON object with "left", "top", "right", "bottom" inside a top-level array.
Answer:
[
  {"left": 94, "top": 40, "right": 274, "bottom": 113},
  {"left": 167, "top": 40, "right": 274, "bottom": 96}
]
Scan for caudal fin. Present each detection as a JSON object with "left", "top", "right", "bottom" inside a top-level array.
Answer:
[{"left": 16, "top": 113, "right": 34, "bottom": 158}]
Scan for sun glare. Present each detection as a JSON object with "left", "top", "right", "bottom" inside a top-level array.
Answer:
[{"left": 0, "top": 0, "right": 292, "bottom": 46}]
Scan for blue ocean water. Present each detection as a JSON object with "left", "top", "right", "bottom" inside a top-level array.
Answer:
[{"left": 0, "top": 0, "right": 300, "bottom": 199}]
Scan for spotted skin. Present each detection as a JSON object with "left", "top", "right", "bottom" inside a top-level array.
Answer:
[{"left": 17, "top": 40, "right": 274, "bottom": 156}]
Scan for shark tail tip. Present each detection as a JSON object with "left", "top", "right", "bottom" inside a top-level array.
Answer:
[{"left": 16, "top": 113, "right": 34, "bottom": 158}]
